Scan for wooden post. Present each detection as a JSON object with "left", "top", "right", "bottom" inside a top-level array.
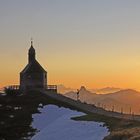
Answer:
[
  {"left": 129, "top": 107, "right": 132, "bottom": 115},
  {"left": 112, "top": 105, "right": 114, "bottom": 112},
  {"left": 121, "top": 107, "right": 123, "bottom": 114}
]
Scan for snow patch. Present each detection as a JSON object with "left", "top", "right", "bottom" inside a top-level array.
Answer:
[{"left": 31, "top": 105, "right": 109, "bottom": 140}]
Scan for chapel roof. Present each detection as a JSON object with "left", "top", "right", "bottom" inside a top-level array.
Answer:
[{"left": 21, "top": 60, "right": 47, "bottom": 74}]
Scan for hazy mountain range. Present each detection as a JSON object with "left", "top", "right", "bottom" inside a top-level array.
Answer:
[
  {"left": 57, "top": 84, "right": 121, "bottom": 94},
  {"left": 89, "top": 87, "right": 122, "bottom": 94},
  {"left": 57, "top": 85, "right": 76, "bottom": 94},
  {"left": 65, "top": 86, "right": 140, "bottom": 115}
]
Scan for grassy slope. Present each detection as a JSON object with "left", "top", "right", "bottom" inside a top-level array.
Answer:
[
  {"left": 1, "top": 91, "right": 140, "bottom": 140},
  {"left": 72, "top": 113, "right": 140, "bottom": 140}
]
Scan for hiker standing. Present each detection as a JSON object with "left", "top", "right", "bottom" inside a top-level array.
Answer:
[{"left": 77, "top": 89, "right": 80, "bottom": 101}]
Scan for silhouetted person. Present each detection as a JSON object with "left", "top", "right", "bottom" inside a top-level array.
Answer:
[{"left": 76, "top": 89, "right": 80, "bottom": 101}]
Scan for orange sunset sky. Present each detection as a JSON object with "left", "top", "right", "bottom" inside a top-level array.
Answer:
[{"left": 1, "top": 0, "right": 140, "bottom": 90}]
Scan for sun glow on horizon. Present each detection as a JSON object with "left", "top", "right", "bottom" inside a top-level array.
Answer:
[{"left": 1, "top": 1, "right": 140, "bottom": 91}]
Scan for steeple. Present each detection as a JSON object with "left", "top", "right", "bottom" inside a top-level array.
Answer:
[
  {"left": 31, "top": 38, "right": 33, "bottom": 46},
  {"left": 28, "top": 39, "right": 36, "bottom": 63}
]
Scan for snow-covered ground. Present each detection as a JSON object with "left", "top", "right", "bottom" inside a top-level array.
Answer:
[{"left": 31, "top": 105, "right": 109, "bottom": 140}]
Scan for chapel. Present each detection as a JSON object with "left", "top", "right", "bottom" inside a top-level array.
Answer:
[{"left": 20, "top": 41, "right": 47, "bottom": 92}]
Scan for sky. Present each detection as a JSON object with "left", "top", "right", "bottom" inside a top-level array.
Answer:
[{"left": 1, "top": 0, "right": 140, "bottom": 90}]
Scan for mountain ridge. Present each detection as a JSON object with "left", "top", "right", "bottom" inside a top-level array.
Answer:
[{"left": 65, "top": 86, "right": 140, "bottom": 114}]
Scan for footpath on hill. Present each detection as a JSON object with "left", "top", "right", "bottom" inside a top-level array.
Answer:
[{"left": 36, "top": 89, "right": 140, "bottom": 122}]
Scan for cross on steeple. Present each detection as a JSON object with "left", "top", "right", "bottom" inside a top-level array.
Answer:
[{"left": 31, "top": 38, "right": 33, "bottom": 47}]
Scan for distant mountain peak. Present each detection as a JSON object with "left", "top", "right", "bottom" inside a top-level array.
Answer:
[{"left": 79, "top": 86, "right": 87, "bottom": 92}]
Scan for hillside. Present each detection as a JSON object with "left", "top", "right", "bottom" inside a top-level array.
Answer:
[{"left": 65, "top": 87, "right": 140, "bottom": 114}]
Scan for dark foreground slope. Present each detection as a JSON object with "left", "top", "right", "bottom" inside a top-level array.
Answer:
[
  {"left": 0, "top": 92, "right": 80, "bottom": 140},
  {"left": 0, "top": 91, "right": 140, "bottom": 140},
  {"left": 73, "top": 113, "right": 140, "bottom": 140}
]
